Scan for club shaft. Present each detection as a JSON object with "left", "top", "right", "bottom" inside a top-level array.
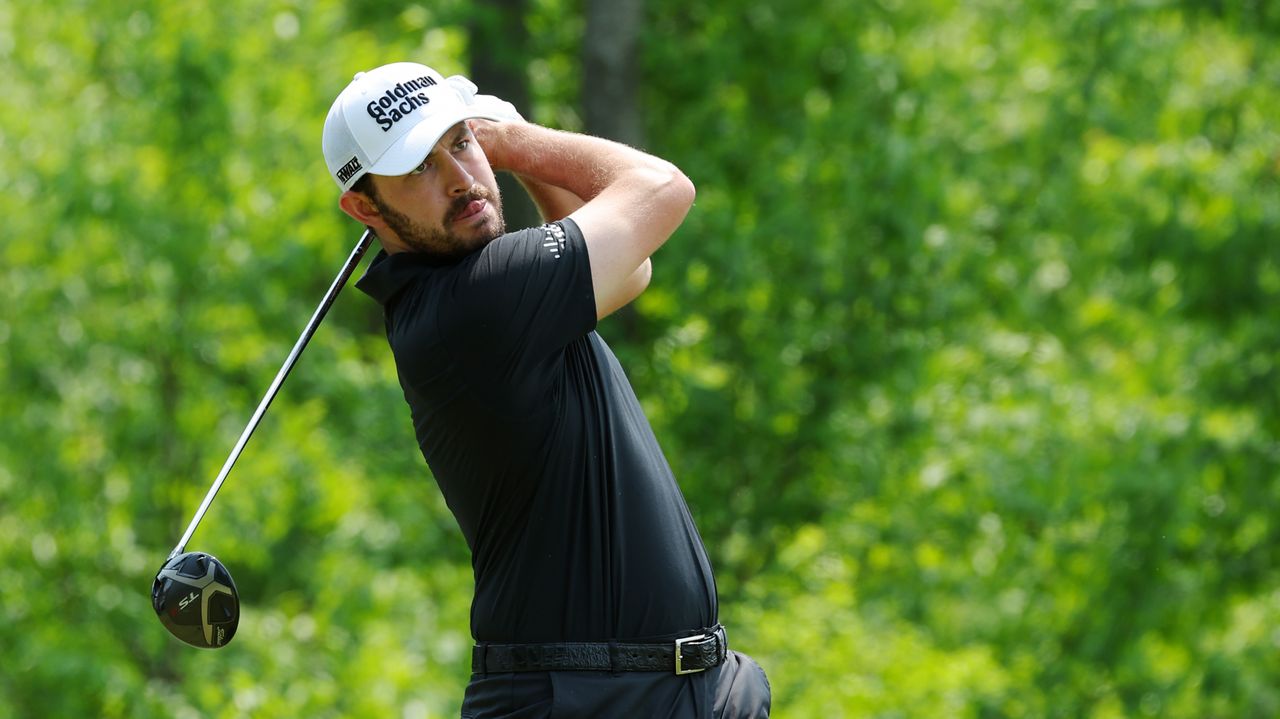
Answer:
[{"left": 170, "top": 229, "right": 375, "bottom": 558}]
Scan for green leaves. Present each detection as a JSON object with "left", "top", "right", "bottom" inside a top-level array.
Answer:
[
  {"left": 2, "top": 0, "right": 1278, "bottom": 715},
  {"left": 634, "top": 0, "right": 1280, "bottom": 715}
]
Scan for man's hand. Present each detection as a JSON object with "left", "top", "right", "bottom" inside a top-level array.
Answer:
[
  {"left": 467, "top": 117, "right": 525, "bottom": 177},
  {"left": 446, "top": 75, "right": 525, "bottom": 123}
]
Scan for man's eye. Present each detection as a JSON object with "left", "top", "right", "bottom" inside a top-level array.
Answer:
[
  {"left": 454, "top": 139, "right": 470, "bottom": 152},
  {"left": 410, "top": 159, "right": 432, "bottom": 175}
]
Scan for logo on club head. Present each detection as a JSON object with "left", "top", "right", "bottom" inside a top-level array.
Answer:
[{"left": 158, "top": 560, "right": 236, "bottom": 646}]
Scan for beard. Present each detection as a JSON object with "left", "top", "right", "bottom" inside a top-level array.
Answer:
[{"left": 376, "top": 184, "right": 506, "bottom": 263}]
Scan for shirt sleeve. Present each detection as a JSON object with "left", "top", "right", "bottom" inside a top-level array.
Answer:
[{"left": 439, "top": 218, "right": 597, "bottom": 386}]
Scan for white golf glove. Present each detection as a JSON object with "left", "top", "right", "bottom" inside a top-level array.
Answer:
[{"left": 445, "top": 75, "right": 525, "bottom": 123}]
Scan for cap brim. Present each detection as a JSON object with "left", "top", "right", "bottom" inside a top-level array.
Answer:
[{"left": 367, "top": 104, "right": 509, "bottom": 178}]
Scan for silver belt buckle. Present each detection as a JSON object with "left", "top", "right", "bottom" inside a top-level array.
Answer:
[{"left": 674, "top": 633, "right": 709, "bottom": 675}]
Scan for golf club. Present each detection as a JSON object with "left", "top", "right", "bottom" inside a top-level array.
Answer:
[{"left": 152, "top": 229, "right": 375, "bottom": 649}]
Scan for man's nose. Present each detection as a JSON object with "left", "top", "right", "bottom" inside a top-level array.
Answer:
[{"left": 441, "top": 153, "right": 475, "bottom": 195}]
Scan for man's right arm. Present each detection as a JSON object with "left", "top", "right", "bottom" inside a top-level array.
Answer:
[{"left": 472, "top": 121, "right": 695, "bottom": 320}]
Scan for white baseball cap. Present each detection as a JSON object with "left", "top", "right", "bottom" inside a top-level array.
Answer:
[{"left": 321, "top": 62, "right": 507, "bottom": 191}]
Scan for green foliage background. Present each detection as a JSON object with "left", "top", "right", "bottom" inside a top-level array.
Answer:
[{"left": 2, "top": 0, "right": 1278, "bottom": 716}]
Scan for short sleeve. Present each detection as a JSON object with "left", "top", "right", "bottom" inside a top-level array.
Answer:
[{"left": 439, "top": 218, "right": 597, "bottom": 379}]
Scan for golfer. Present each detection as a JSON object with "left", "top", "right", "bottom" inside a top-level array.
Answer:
[{"left": 322, "top": 62, "right": 770, "bottom": 718}]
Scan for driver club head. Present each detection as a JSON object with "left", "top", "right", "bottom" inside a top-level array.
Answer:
[{"left": 151, "top": 551, "right": 240, "bottom": 649}]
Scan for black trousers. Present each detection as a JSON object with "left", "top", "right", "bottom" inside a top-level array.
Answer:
[{"left": 460, "top": 650, "right": 771, "bottom": 718}]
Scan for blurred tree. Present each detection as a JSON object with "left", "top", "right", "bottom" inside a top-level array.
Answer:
[
  {"left": 583, "top": 0, "right": 643, "bottom": 147},
  {"left": 469, "top": 0, "right": 540, "bottom": 231},
  {"left": 582, "top": 0, "right": 645, "bottom": 336}
]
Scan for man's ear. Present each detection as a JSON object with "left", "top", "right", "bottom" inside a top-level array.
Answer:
[{"left": 339, "top": 188, "right": 382, "bottom": 227}]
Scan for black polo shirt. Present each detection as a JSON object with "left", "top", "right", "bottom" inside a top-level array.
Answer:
[{"left": 355, "top": 219, "right": 718, "bottom": 643}]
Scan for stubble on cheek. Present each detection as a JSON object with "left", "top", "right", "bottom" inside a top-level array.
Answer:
[{"left": 378, "top": 184, "right": 506, "bottom": 260}]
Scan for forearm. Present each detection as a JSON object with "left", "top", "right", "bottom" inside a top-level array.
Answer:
[
  {"left": 515, "top": 174, "right": 584, "bottom": 222},
  {"left": 476, "top": 122, "right": 683, "bottom": 205}
]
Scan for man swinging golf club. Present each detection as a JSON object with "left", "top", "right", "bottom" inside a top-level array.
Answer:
[{"left": 322, "top": 62, "right": 770, "bottom": 717}]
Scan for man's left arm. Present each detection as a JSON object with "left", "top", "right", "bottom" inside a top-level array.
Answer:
[
  {"left": 455, "top": 83, "right": 658, "bottom": 318},
  {"left": 515, "top": 173, "right": 653, "bottom": 318}
]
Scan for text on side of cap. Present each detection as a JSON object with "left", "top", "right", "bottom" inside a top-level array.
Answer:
[
  {"left": 336, "top": 156, "right": 363, "bottom": 184},
  {"left": 367, "top": 76, "right": 439, "bottom": 132}
]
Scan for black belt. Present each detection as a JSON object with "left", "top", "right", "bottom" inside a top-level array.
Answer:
[{"left": 472, "top": 625, "right": 727, "bottom": 675}]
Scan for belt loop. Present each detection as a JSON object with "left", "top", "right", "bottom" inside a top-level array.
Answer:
[
  {"left": 478, "top": 643, "right": 488, "bottom": 677},
  {"left": 608, "top": 639, "right": 620, "bottom": 677}
]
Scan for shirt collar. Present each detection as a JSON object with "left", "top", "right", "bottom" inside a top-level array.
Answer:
[{"left": 355, "top": 249, "right": 443, "bottom": 306}]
